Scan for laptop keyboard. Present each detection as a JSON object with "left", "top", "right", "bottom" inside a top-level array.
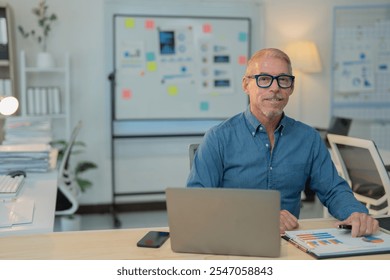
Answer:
[{"left": 0, "top": 174, "right": 25, "bottom": 199}]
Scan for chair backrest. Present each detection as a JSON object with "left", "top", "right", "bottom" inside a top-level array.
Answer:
[
  {"left": 322, "top": 116, "right": 352, "bottom": 147},
  {"left": 55, "top": 121, "right": 83, "bottom": 216},
  {"left": 327, "top": 133, "right": 390, "bottom": 215},
  {"left": 189, "top": 143, "right": 199, "bottom": 170},
  {"left": 327, "top": 117, "right": 352, "bottom": 136}
]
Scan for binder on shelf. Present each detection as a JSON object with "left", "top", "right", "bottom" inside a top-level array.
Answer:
[
  {"left": 40, "top": 88, "right": 48, "bottom": 115},
  {"left": 25, "top": 87, "right": 62, "bottom": 116},
  {"left": 33, "top": 87, "right": 41, "bottom": 115},
  {"left": 47, "top": 88, "right": 53, "bottom": 114},
  {"left": 0, "top": 79, "right": 10, "bottom": 95},
  {"left": 3, "top": 79, "right": 11, "bottom": 96},
  {"left": 27, "top": 87, "right": 34, "bottom": 115},
  {"left": 52, "top": 87, "right": 61, "bottom": 114}
]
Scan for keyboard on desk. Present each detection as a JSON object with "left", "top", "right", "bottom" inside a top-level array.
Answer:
[{"left": 0, "top": 174, "right": 26, "bottom": 199}]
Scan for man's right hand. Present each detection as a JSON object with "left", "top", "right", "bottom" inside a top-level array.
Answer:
[{"left": 280, "top": 210, "right": 299, "bottom": 234}]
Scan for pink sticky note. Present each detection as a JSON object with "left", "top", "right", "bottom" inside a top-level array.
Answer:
[
  {"left": 145, "top": 19, "right": 154, "bottom": 29},
  {"left": 203, "top": 24, "right": 212, "bottom": 33},
  {"left": 238, "top": 55, "right": 247, "bottom": 65},
  {"left": 122, "top": 89, "right": 132, "bottom": 100}
]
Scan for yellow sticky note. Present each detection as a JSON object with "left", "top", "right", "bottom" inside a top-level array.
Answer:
[
  {"left": 147, "top": 61, "right": 157, "bottom": 72},
  {"left": 125, "top": 18, "right": 135, "bottom": 28},
  {"left": 167, "top": 85, "right": 178, "bottom": 96}
]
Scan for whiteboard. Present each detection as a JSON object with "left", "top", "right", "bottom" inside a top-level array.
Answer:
[
  {"left": 331, "top": 4, "right": 390, "bottom": 121},
  {"left": 113, "top": 15, "right": 250, "bottom": 120}
]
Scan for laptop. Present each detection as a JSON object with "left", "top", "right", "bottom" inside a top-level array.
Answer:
[{"left": 165, "top": 187, "right": 281, "bottom": 257}]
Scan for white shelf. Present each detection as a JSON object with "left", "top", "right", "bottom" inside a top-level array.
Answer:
[{"left": 19, "top": 50, "right": 71, "bottom": 139}]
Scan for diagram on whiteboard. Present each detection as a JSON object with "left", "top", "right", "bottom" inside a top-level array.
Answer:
[
  {"left": 332, "top": 5, "right": 390, "bottom": 120},
  {"left": 335, "top": 42, "right": 374, "bottom": 94},
  {"left": 113, "top": 15, "right": 250, "bottom": 120}
]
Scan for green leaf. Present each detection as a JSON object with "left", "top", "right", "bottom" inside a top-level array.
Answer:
[
  {"left": 75, "top": 162, "right": 97, "bottom": 174},
  {"left": 76, "top": 178, "right": 93, "bottom": 193}
]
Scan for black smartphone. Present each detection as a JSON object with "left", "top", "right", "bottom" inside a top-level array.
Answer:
[{"left": 136, "top": 231, "right": 170, "bottom": 248}]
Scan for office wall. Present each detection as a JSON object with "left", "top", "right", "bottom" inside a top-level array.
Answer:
[{"left": 7, "top": 0, "right": 390, "bottom": 205}]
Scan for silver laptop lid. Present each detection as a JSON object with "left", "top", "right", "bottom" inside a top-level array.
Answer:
[{"left": 166, "top": 187, "right": 281, "bottom": 257}]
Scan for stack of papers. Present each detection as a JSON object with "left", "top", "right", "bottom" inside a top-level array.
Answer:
[
  {"left": 0, "top": 143, "right": 55, "bottom": 173},
  {"left": 2, "top": 116, "right": 52, "bottom": 145}
]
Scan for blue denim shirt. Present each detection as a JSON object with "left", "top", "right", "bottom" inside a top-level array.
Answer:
[{"left": 187, "top": 107, "right": 368, "bottom": 220}]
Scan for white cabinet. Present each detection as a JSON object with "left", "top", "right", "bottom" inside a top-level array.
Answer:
[{"left": 19, "top": 51, "right": 71, "bottom": 139}]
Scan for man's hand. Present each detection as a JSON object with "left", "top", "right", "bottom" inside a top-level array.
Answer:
[
  {"left": 280, "top": 210, "right": 299, "bottom": 234},
  {"left": 336, "top": 212, "right": 379, "bottom": 237}
]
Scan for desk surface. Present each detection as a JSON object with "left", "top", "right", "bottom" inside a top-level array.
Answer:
[
  {"left": 0, "top": 171, "right": 57, "bottom": 237},
  {"left": 0, "top": 218, "right": 389, "bottom": 260}
]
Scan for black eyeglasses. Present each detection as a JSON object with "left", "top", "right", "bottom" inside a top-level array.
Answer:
[{"left": 246, "top": 74, "right": 295, "bottom": 89}]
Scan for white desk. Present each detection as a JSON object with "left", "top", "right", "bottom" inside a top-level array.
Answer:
[
  {"left": 0, "top": 218, "right": 389, "bottom": 260},
  {"left": 0, "top": 171, "right": 58, "bottom": 237}
]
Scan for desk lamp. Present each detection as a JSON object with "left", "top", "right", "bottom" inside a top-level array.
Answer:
[{"left": 0, "top": 96, "right": 19, "bottom": 116}]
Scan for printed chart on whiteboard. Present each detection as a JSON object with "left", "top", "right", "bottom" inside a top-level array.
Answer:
[
  {"left": 113, "top": 15, "right": 250, "bottom": 120},
  {"left": 332, "top": 5, "right": 390, "bottom": 120}
]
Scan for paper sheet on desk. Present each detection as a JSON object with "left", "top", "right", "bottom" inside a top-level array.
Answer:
[{"left": 0, "top": 199, "right": 35, "bottom": 227}]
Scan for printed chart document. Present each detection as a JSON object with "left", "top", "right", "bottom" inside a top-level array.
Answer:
[{"left": 283, "top": 228, "right": 390, "bottom": 259}]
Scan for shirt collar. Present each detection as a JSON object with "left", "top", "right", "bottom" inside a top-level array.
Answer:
[{"left": 244, "top": 106, "right": 288, "bottom": 133}]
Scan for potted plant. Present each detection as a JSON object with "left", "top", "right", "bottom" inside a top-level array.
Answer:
[{"left": 18, "top": 0, "right": 58, "bottom": 68}]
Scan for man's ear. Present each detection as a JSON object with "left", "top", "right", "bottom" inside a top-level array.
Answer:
[{"left": 242, "top": 76, "right": 250, "bottom": 94}]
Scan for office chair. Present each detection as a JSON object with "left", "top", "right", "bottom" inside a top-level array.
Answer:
[
  {"left": 327, "top": 134, "right": 390, "bottom": 215},
  {"left": 55, "top": 121, "right": 83, "bottom": 216},
  {"left": 189, "top": 143, "right": 199, "bottom": 170},
  {"left": 305, "top": 117, "right": 353, "bottom": 202}
]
